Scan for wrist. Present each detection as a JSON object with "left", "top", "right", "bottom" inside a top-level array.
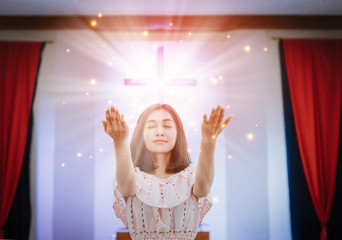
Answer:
[
  {"left": 202, "top": 135, "right": 216, "bottom": 142},
  {"left": 113, "top": 137, "right": 129, "bottom": 148},
  {"left": 201, "top": 136, "right": 217, "bottom": 147}
]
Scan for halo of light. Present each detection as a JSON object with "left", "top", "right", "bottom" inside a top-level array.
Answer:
[
  {"left": 244, "top": 45, "right": 251, "bottom": 52},
  {"left": 90, "top": 78, "right": 97, "bottom": 85},
  {"left": 246, "top": 133, "right": 254, "bottom": 141},
  {"left": 90, "top": 20, "right": 97, "bottom": 27}
]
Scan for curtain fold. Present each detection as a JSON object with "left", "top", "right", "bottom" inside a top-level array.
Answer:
[
  {"left": 281, "top": 39, "right": 342, "bottom": 240},
  {"left": 0, "top": 41, "right": 43, "bottom": 239}
]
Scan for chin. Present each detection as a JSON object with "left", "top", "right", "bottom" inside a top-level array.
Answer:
[
  {"left": 151, "top": 149, "right": 172, "bottom": 153},
  {"left": 147, "top": 146, "right": 173, "bottom": 153}
]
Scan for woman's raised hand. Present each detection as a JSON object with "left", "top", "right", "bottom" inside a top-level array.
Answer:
[
  {"left": 201, "top": 105, "right": 233, "bottom": 140},
  {"left": 101, "top": 106, "right": 129, "bottom": 143}
]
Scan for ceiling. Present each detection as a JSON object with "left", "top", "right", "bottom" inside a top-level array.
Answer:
[{"left": 0, "top": 0, "right": 342, "bottom": 16}]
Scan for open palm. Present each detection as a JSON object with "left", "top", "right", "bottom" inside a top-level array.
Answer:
[
  {"left": 201, "top": 105, "right": 233, "bottom": 140},
  {"left": 101, "top": 106, "right": 129, "bottom": 143}
]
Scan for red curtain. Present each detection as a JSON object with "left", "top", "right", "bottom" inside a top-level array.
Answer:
[
  {"left": 0, "top": 42, "right": 43, "bottom": 238},
  {"left": 283, "top": 39, "right": 342, "bottom": 240}
]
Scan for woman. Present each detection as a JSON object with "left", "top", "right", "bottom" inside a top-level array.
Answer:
[{"left": 102, "top": 104, "right": 232, "bottom": 240}]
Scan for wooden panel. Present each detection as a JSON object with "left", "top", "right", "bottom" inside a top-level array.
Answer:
[
  {"left": 116, "top": 232, "right": 209, "bottom": 240},
  {"left": 0, "top": 15, "right": 341, "bottom": 31}
]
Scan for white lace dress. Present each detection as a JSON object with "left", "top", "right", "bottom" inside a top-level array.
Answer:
[{"left": 112, "top": 163, "right": 213, "bottom": 240}]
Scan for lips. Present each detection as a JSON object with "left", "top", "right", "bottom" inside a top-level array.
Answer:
[{"left": 153, "top": 140, "right": 167, "bottom": 143}]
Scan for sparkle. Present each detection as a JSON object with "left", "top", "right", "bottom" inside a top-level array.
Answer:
[
  {"left": 108, "top": 100, "right": 112, "bottom": 104},
  {"left": 264, "top": 47, "right": 268, "bottom": 52},
  {"left": 76, "top": 152, "right": 82, "bottom": 158},
  {"left": 90, "top": 78, "right": 97, "bottom": 85},
  {"left": 226, "top": 105, "right": 230, "bottom": 109},
  {"left": 222, "top": 124, "right": 226, "bottom": 128},
  {"left": 228, "top": 155, "right": 232, "bottom": 159},
  {"left": 98, "top": 13, "right": 103, "bottom": 18},
  {"left": 212, "top": 196, "right": 219, "bottom": 203},
  {"left": 211, "top": 135, "right": 216, "bottom": 140},
  {"left": 187, "top": 148, "right": 191, "bottom": 153},
  {"left": 142, "top": 30, "right": 149, "bottom": 36},
  {"left": 99, "top": 148, "right": 104, "bottom": 152},
  {"left": 89, "top": 155, "right": 93, "bottom": 159},
  {"left": 226, "top": 34, "right": 231, "bottom": 39},
  {"left": 61, "top": 163, "right": 65, "bottom": 167},
  {"left": 90, "top": 20, "right": 97, "bottom": 27},
  {"left": 188, "top": 32, "right": 192, "bottom": 36},
  {"left": 85, "top": 92, "right": 90, "bottom": 96},
  {"left": 169, "top": 23, "right": 173, "bottom": 26},
  {"left": 210, "top": 77, "right": 218, "bottom": 85},
  {"left": 108, "top": 61, "right": 112, "bottom": 66},
  {"left": 66, "top": 48, "right": 70, "bottom": 53},
  {"left": 244, "top": 45, "right": 251, "bottom": 52},
  {"left": 247, "top": 133, "right": 254, "bottom": 141}
]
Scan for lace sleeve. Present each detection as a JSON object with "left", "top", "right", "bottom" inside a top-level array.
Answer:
[
  {"left": 190, "top": 163, "right": 214, "bottom": 223},
  {"left": 112, "top": 175, "right": 128, "bottom": 228}
]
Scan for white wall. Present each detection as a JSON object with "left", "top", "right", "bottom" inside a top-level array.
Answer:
[{"left": 1, "top": 29, "right": 342, "bottom": 240}]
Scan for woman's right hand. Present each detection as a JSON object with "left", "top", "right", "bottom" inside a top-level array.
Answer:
[{"left": 101, "top": 106, "right": 129, "bottom": 144}]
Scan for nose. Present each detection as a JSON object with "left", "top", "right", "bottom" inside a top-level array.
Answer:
[{"left": 155, "top": 125, "right": 165, "bottom": 136}]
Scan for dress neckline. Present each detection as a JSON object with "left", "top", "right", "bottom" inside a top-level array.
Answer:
[{"left": 136, "top": 163, "right": 193, "bottom": 181}]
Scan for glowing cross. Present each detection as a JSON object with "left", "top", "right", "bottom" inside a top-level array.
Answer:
[{"left": 124, "top": 46, "right": 196, "bottom": 104}]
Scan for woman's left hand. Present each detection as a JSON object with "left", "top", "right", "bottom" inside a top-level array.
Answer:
[{"left": 201, "top": 105, "right": 233, "bottom": 140}]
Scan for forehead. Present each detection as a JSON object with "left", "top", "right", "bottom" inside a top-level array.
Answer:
[{"left": 146, "top": 109, "right": 174, "bottom": 122}]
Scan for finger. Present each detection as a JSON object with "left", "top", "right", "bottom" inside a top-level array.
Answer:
[
  {"left": 215, "top": 107, "right": 225, "bottom": 128},
  {"left": 222, "top": 115, "right": 233, "bottom": 126},
  {"left": 120, "top": 114, "right": 126, "bottom": 127},
  {"left": 115, "top": 108, "right": 121, "bottom": 121},
  {"left": 208, "top": 108, "right": 216, "bottom": 124},
  {"left": 218, "top": 115, "right": 233, "bottom": 134},
  {"left": 101, "top": 120, "right": 107, "bottom": 131},
  {"left": 110, "top": 106, "right": 115, "bottom": 121},
  {"left": 110, "top": 106, "right": 115, "bottom": 118},
  {"left": 212, "top": 105, "right": 222, "bottom": 127},
  {"left": 106, "top": 108, "right": 111, "bottom": 125},
  {"left": 203, "top": 114, "right": 208, "bottom": 124}
]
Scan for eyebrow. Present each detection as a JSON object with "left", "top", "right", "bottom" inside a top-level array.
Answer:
[{"left": 146, "top": 119, "right": 174, "bottom": 123}]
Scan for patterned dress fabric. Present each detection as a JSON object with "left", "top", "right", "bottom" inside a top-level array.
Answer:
[{"left": 112, "top": 163, "right": 213, "bottom": 240}]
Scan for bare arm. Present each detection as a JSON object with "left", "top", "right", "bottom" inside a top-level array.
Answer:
[
  {"left": 193, "top": 105, "right": 233, "bottom": 198},
  {"left": 102, "top": 106, "right": 136, "bottom": 197}
]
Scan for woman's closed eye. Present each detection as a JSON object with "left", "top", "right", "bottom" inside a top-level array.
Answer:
[{"left": 147, "top": 125, "right": 172, "bottom": 128}]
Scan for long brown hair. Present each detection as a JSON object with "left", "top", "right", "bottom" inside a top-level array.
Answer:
[{"left": 130, "top": 104, "right": 191, "bottom": 173}]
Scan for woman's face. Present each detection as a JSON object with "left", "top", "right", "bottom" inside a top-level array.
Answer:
[{"left": 143, "top": 109, "right": 177, "bottom": 154}]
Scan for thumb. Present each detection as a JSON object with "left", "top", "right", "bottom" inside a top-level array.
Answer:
[{"left": 101, "top": 120, "right": 107, "bottom": 130}]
